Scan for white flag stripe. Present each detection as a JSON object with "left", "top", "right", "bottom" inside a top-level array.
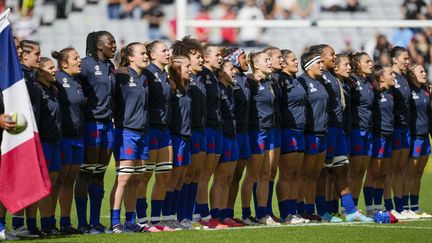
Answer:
[{"left": 0, "top": 9, "right": 10, "bottom": 33}]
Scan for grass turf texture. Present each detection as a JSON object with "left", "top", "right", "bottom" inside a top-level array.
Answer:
[{"left": 10, "top": 158, "right": 432, "bottom": 242}]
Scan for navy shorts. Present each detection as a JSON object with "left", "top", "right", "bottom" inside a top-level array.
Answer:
[
  {"left": 392, "top": 127, "right": 411, "bottom": 150},
  {"left": 345, "top": 134, "right": 351, "bottom": 155},
  {"left": 60, "top": 138, "right": 84, "bottom": 165},
  {"left": 305, "top": 133, "right": 327, "bottom": 155},
  {"left": 191, "top": 130, "right": 207, "bottom": 155},
  {"left": 326, "top": 127, "right": 348, "bottom": 159},
  {"left": 148, "top": 128, "right": 172, "bottom": 150},
  {"left": 220, "top": 136, "right": 239, "bottom": 163},
  {"left": 42, "top": 143, "right": 62, "bottom": 172},
  {"left": 372, "top": 135, "right": 392, "bottom": 159},
  {"left": 172, "top": 135, "right": 191, "bottom": 167},
  {"left": 273, "top": 128, "right": 281, "bottom": 149},
  {"left": 84, "top": 121, "right": 114, "bottom": 149},
  {"left": 237, "top": 132, "right": 251, "bottom": 160},
  {"left": 350, "top": 129, "right": 373, "bottom": 157},
  {"left": 113, "top": 128, "right": 149, "bottom": 161},
  {"left": 206, "top": 127, "right": 223, "bottom": 155},
  {"left": 249, "top": 130, "right": 275, "bottom": 155},
  {"left": 281, "top": 129, "right": 305, "bottom": 154},
  {"left": 410, "top": 136, "right": 431, "bottom": 158}
]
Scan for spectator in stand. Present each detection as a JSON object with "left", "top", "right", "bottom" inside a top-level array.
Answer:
[
  {"left": 392, "top": 28, "right": 414, "bottom": 48},
  {"left": 321, "top": 0, "right": 345, "bottom": 12},
  {"left": 373, "top": 34, "right": 392, "bottom": 63},
  {"left": 147, "top": 7, "right": 165, "bottom": 40},
  {"left": 261, "top": 0, "right": 277, "bottom": 19},
  {"left": 275, "top": 0, "right": 313, "bottom": 19},
  {"left": 0, "top": 0, "right": 6, "bottom": 13},
  {"left": 401, "top": 0, "right": 427, "bottom": 19},
  {"left": 237, "top": 0, "right": 265, "bottom": 47},
  {"left": 408, "top": 31, "right": 432, "bottom": 67},
  {"left": 425, "top": 3, "right": 432, "bottom": 19},
  {"left": 120, "top": 0, "right": 143, "bottom": 19},
  {"left": 194, "top": 6, "right": 211, "bottom": 43},
  {"left": 107, "top": 0, "right": 122, "bottom": 19},
  {"left": 346, "top": 0, "right": 365, "bottom": 12},
  {"left": 220, "top": 0, "right": 238, "bottom": 45}
]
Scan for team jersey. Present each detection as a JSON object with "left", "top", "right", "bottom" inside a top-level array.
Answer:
[
  {"left": 270, "top": 73, "right": 282, "bottom": 129},
  {"left": 248, "top": 77, "right": 275, "bottom": 131},
  {"left": 277, "top": 71, "right": 307, "bottom": 130},
  {"left": 342, "top": 81, "right": 352, "bottom": 135},
  {"left": 219, "top": 82, "right": 236, "bottom": 137},
  {"left": 298, "top": 73, "right": 329, "bottom": 134},
  {"left": 0, "top": 93, "right": 3, "bottom": 144},
  {"left": 392, "top": 72, "right": 411, "bottom": 128},
  {"left": 170, "top": 88, "right": 191, "bottom": 137},
  {"left": 80, "top": 56, "right": 116, "bottom": 123},
  {"left": 409, "top": 84, "right": 430, "bottom": 136},
  {"left": 22, "top": 64, "right": 41, "bottom": 126},
  {"left": 38, "top": 82, "right": 62, "bottom": 144},
  {"left": 372, "top": 88, "right": 394, "bottom": 136},
  {"left": 55, "top": 71, "right": 86, "bottom": 138},
  {"left": 233, "top": 72, "right": 250, "bottom": 133},
  {"left": 350, "top": 75, "right": 374, "bottom": 131},
  {"left": 144, "top": 62, "right": 171, "bottom": 129},
  {"left": 321, "top": 70, "right": 343, "bottom": 128},
  {"left": 201, "top": 66, "right": 222, "bottom": 129},
  {"left": 189, "top": 73, "right": 207, "bottom": 131},
  {"left": 113, "top": 66, "right": 149, "bottom": 133}
]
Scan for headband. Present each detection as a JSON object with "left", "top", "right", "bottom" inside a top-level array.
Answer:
[
  {"left": 304, "top": 56, "right": 322, "bottom": 70},
  {"left": 224, "top": 48, "right": 245, "bottom": 68}
]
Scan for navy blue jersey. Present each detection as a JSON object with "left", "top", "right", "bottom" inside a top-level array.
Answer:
[
  {"left": 170, "top": 88, "right": 191, "bottom": 137},
  {"left": 232, "top": 72, "right": 250, "bottom": 133},
  {"left": 278, "top": 71, "right": 307, "bottom": 130},
  {"left": 372, "top": 88, "right": 394, "bottom": 136},
  {"left": 189, "top": 73, "right": 207, "bottom": 131},
  {"left": 38, "top": 82, "right": 62, "bottom": 144},
  {"left": 201, "top": 67, "right": 222, "bottom": 129},
  {"left": 80, "top": 56, "right": 116, "bottom": 123},
  {"left": 270, "top": 73, "right": 282, "bottom": 128},
  {"left": 55, "top": 71, "right": 85, "bottom": 138},
  {"left": 350, "top": 75, "right": 374, "bottom": 131},
  {"left": 298, "top": 74, "right": 329, "bottom": 134},
  {"left": 144, "top": 63, "right": 171, "bottom": 129},
  {"left": 219, "top": 82, "right": 236, "bottom": 137},
  {"left": 248, "top": 78, "right": 275, "bottom": 131},
  {"left": 321, "top": 70, "right": 343, "bottom": 128},
  {"left": 0, "top": 92, "right": 3, "bottom": 144},
  {"left": 342, "top": 81, "right": 352, "bottom": 135},
  {"left": 409, "top": 85, "right": 430, "bottom": 136},
  {"left": 392, "top": 72, "right": 411, "bottom": 128},
  {"left": 114, "top": 67, "right": 149, "bottom": 133},
  {"left": 22, "top": 65, "right": 41, "bottom": 126}
]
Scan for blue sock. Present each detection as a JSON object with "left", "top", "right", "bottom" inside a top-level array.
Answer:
[
  {"left": 75, "top": 196, "right": 88, "bottom": 228},
  {"left": 125, "top": 212, "right": 136, "bottom": 223},
  {"left": 171, "top": 189, "right": 180, "bottom": 217},
  {"left": 219, "top": 209, "right": 229, "bottom": 220},
  {"left": 242, "top": 207, "right": 251, "bottom": 219},
  {"left": 267, "top": 181, "right": 274, "bottom": 216},
  {"left": 12, "top": 216, "right": 24, "bottom": 229},
  {"left": 162, "top": 191, "right": 173, "bottom": 217},
  {"left": 402, "top": 195, "right": 409, "bottom": 210},
  {"left": 410, "top": 195, "right": 419, "bottom": 211},
  {"left": 197, "top": 203, "right": 210, "bottom": 219},
  {"left": 51, "top": 216, "right": 56, "bottom": 227},
  {"left": 393, "top": 197, "right": 403, "bottom": 213},
  {"left": 88, "top": 183, "right": 104, "bottom": 226},
  {"left": 252, "top": 183, "right": 258, "bottom": 216},
  {"left": 111, "top": 209, "right": 121, "bottom": 226},
  {"left": 0, "top": 216, "right": 5, "bottom": 226},
  {"left": 289, "top": 199, "right": 297, "bottom": 215},
  {"left": 363, "top": 186, "right": 374, "bottom": 207},
  {"left": 256, "top": 206, "right": 267, "bottom": 220},
  {"left": 41, "top": 217, "right": 51, "bottom": 230},
  {"left": 315, "top": 196, "right": 327, "bottom": 216},
  {"left": 353, "top": 198, "right": 359, "bottom": 206},
  {"left": 227, "top": 208, "right": 234, "bottom": 218},
  {"left": 373, "top": 188, "right": 384, "bottom": 207},
  {"left": 332, "top": 200, "right": 339, "bottom": 214},
  {"left": 60, "top": 216, "right": 71, "bottom": 227},
  {"left": 341, "top": 193, "right": 356, "bottom": 214},
  {"left": 0, "top": 222, "right": 4, "bottom": 231},
  {"left": 297, "top": 201, "right": 305, "bottom": 214},
  {"left": 150, "top": 200, "right": 164, "bottom": 224},
  {"left": 210, "top": 208, "right": 219, "bottom": 219},
  {"left": 136, "top": 197, "right": 147, "bottom": 224},
  {"left": 384, "top": 198, "right": 394, "bottom": 211},
  {"left": 186, "top": 183, "right": 198, "bottom": 220},
  {"left": 26, "top": 218, "right": 36, "bottom": 230},
  {"left": 326, "top": 201, "right": 333, "bottom": 214},
  {"left": 305, "top": 204, "right": 315, "bottom": 214},
  {"left": 278, "top": 200, "right": 289, "bottom": 219},
  {"left": 177, "top": 184, "right": 189, "bottom": 221}
]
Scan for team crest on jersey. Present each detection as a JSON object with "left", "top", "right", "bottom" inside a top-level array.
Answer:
[
  {"left": 258, "top": 82, "right": 265, "bottom": 91},
  {"left": 62, "top": 77, "right": 70, "bottom": 88},
  {"left": 129, "top": 77, "right": 136, "bottom": 87},
  {"left": 176, "top": 89, "right": 183, "bottom": 97},
  {"left": 412, "top": 91, "right": 419, "bottom": 99},
  {"left": 380, "top": 93, "right": 387, "bottom": 102},
  {"left": 355, "top": 80, "right": 362, "bottom": 91},
  {"left": 232, "top": 80, "right": 240, "bottom": 90},
  {"left": 189, "top": 77, "right": 196, "bottom": 86},
  {"left": 154, "top": 72, "right": 161, "bottom": 82},
  {"left": 322, "top": 74, "right": 331, "bottom": 84},
  {"left": 309, "top": 82, "right": 317, "bottom": 92},
  {"left": 394, "top": 79, "right": 400, "bottom": 88},
  {"left": 285, "top": 79, "right": 294, "bottom": 89},
  {"left": 205, "top": 75, "right": 212, "bottom": 84},
  {"left": 221, "top": 89, "right": 227, "bottom": 99},
  {"left": 94, "top": 65, "right": 102, "bottom": 76}
]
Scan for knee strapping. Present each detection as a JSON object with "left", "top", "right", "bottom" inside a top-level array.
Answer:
[
  {"left": 93, "top": 164, "right": 108, "bottom": 174},
  {"left": 134, "top": 166, "right": 146, "bottom": 174},
  {"left": 116, "top": 166, "right": 135, "bottom": 176},
  {"left": 80, "top": 163, "right": 96, "bottom": 173},
  {"left": 146, "top": 162, "right": 155, "bottom": 172},
  {"left": 155, "top": 162, "right": 173, "bottom": 173}
]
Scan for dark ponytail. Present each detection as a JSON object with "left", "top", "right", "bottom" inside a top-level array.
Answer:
[
  {"left": 119, "top": 42, "right": 145, "bottom": 67},
  {"left": 51, "top": 47, "right": 75, "bottom": 71},
  {"left": 85, "top": 31, "right": 113, "bottom": 57}
]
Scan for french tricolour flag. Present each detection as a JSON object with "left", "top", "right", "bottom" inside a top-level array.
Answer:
[{"left": 0, "top": 9, "right": 51, "bottom": 214}]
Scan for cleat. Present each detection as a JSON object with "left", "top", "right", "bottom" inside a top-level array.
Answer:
[
  {"left": 76, "top": 225, "right": 92, "bottom": 234},
  {"left": 270, "top": 215, "right": 280, "bottom": 223},
  {"left": 366, "top": 209, "right": 375, "bottom": 218},
  {"left": 41, "top": 226, "right": 62, "bottom": 236},
  {"left": 60, "top": 225, "right": 80, "bottom": 235},
  {"left": 257, "top": 215, "right": 280, "bottom": 226},
  {"left": 91, "top": 224, "right": 112, "bottom": 234},
  {"left": 300, "top": 213, "right": 321, "bottom": 223},
  {"left": 112, "top": 224, "right": 132, "bottom": 234},
  {"left": 10, "top": 226, "right": 39, "bottom": 238},
  {"left": 164, "top": 220, "right": 186, "bottom": 230},
  {"left": 242, "top": 217, "right": 260, "bottom": 226},
  {"left": 141, "top": 224, "right": 162, "bottom": 233},
  {"left": 222, "top": 218, "right": 243, "bottom": 227},
  {"left": 199, "top": 219, "right": 229, "bottom": 229},
  {"left": 345, "top": 211, "right": 373, "bottom": 222},
  {"left": 281, "top": 214, "right": 306, "bottom": 224},
  {"left": 152, "top": 223, "right": 174, "bottom": 232},
  {"left": 322, "top": 212, "right": 343, "bottom": 223},
  {"left": 295, "top": 214, "right": 310, "bottom": 223},
  {"left": 123, "top": 222, "right": 144, "bottom": 232},
  {"left": 402, "top": 210, "right": 421, "bottom": 219},
  {"left": 394, "top": 210, "right": 409, "bottom": 220},
  {"left": 415, "top": 209, "right": 432, "bottom": 219},
  {"left": 179, "top": 219, "right": 193, "bottom": 229},
  {"left": 0, "top": 229, "right": 20, "bottom": 240}
]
